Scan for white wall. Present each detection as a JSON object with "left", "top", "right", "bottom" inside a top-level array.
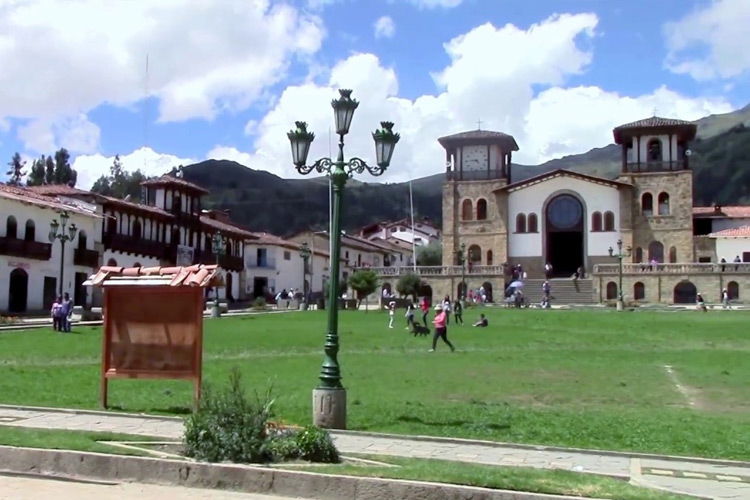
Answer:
[
  {"left": 508, "top": 175, "right": 621, "bottom": 257},
  {"left": 714, "top": 238, "right": 750, "bottom": 261},
  {"left": 628, "top": 134, "right": 679, "bottom": 163},
  {"left": 0, "top": 198, "right": 100, "bottom": 312}
]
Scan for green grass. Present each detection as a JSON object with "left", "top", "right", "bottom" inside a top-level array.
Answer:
[
  {"left": 1, "top": 309, "right": 749, "bottom": 460},
  {"left": 295, "top": 455, "right": 696, "bottom": 500},
  {"left": 0, "top": 426, "right": 150, "bottom": 455}
]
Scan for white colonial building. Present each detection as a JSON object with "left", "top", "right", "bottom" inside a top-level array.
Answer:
[{"left": 0, "top": 184, "right": 101, "bottom": 313}]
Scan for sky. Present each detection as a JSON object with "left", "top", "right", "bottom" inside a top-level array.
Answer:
[{"left": 0, "top": 0, "right": 748, "bottom": 189}]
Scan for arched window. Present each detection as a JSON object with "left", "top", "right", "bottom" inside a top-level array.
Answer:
[
  {"left": 461, "top": 199, "right": 473, "bottom": 221},
  {"left": 468, "top": 244, "right": 481, "bottom": 264},
  {"left": 527, "top": 213, "right": 538, "bottom": 233},
  {"left": 476, "top": 199, "right": 488, "bottom": 220},
  {"left": 78, "top": 230, "right": 88, "bottom": 250},
  {"left": 641, "top": 193, "right": 653, "bottom": 216},
  {"left": 648, "top": 241, "right": 664, "bottom": 263},
  {"left": 727, "top": 281, "right": 739, "bottom": 300},
  {"left": 591, "top": 212, "right": 602, "bottom": 232},
  {"left": 204, "top": 235, "right": 211, "bottom": 251},
  {"left": 107, "top": 216, "right": 117, "bottom": 235},
  {"left": 24, "top": 220, "right": 35, "bottom": 242},
  {"left": 515, "top": 213, "right": 526, "bottom": 233},
  {"left": 634, "top": 282, "right": 645, "bottom": 300},
  {"left": 226, "top": 239, "right": 233, "bottom": 256},
  {"left": 606, "top": 281, "right": 618, "bottom": 300},
  {"left": 603, "top": 211, "right": 615, "bottom": 231},
  {"left": 486, "top": 250, "right": 493, "bottom": 266},
  {"left": 634, "top": 247, "right": 643, "bottom": 263},
  {"left": 171, "top": 228, "right": 180, "bottom": 246},
  {"left": 658, "top": 192, "right": 670, "bottom": 215},
  {"left": 5, "top": 215, "right": 17, "bottom": 239},
  {"left": 647, "top": 139, "right": 662, "bottom": 162},
  {"left": 132, "top": 219, "right": 142, "bottom": 239},
  {"left": 106, "top": 258, "right": 118, "bottom": 266},
  {"left": 133, "top": 262, "right": 142, "bottom": 268},
  {"left": 669, "top": 246, "right": 677, "bottom": 263}
]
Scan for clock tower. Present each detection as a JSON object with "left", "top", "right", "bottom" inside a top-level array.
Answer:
[{"left": 440, "top": 129, "right": 520, "bottom": 274}]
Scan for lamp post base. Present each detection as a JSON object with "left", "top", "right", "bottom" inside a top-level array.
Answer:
[
  {"left": 312, "top": 387, "right": 347, "bottom": 429},
  {"left": 616, "top": 299, "right": 624, "bottom": 311},
  {"left": 211, "top": 303, "right": 221, "bottom": 318}
]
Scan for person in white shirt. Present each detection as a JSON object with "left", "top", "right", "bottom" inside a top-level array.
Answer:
[
  {"left": 722, "top": 288, "right": 730, "bottom": 309},
  {"left": 388, "top": 301, "right": 396, "bottom": 328},
  {"left": 442, "top": 296, "right": 452, "bottom": 324}
]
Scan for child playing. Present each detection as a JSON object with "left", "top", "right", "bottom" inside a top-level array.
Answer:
[
  {"left": 388, "top": 301, "right": 396, "bottom": 328},
  {"left": 51, "top": 296, "right": 63, "bottom": 332},
  {"left": 405, "top": 303, "right": 415, "bottom": 330}
]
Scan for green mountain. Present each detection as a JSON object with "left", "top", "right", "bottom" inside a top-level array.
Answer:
[{"left": 181, "top": 105, "right": 750, "bottom": 235}]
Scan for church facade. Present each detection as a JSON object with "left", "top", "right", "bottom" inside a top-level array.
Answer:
[{"left": 441, "top": 117, "right": 697, "bottom": 278}]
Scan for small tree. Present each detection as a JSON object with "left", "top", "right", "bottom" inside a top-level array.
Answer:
[
  {"left": 6, "top": 153, "right": 26, "bottom": 186},
  {"left": 396, "top": 273, "right": 421, "bottom": 301},
  {"left": 348, "top": 269, "right": 378, "bottom": 311},
  {"left": 416, "top": 242, "right": 442, "bottom": 266}
]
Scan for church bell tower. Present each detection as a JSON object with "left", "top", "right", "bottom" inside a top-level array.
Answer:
[{"left": 440, "top": 129, "right": 520, "bottom": 271}]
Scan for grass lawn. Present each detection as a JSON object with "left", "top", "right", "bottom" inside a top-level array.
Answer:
[
  {"left": 0, "top": 309, "right": 749, "bottom": 460},
  {"left": 0, "top": 426, "right": 150, "bottom": 456},
  {"left": 295, "top": 455, "right": 697, "bottom": 500}
]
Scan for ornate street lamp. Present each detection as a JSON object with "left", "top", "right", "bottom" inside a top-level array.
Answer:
[
  {"left": 456, "top": 242, "right": 466, "bottom": 303},
  {"left": 287, "top": 89, "right": 400, "bottom": 429},
  {"left": 49, "top": 211, "right": 78, "bottom": 296},
  {"left": 608, "top": 239, "right": 632, "bottom": 311},
  {"left": 211, "top": 231, "right": 226, "bottom": 318},
  {"left": 300, "top": 242, "right": 311, "bottom": 309}
]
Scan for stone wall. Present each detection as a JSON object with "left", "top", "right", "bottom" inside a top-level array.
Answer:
[
  {"left": 618, "top": 170, "right": 694, "bottom": 264},
  {"left": 442, "top": 178, "right": 509, "bottom": 268},
  {"left": 593, "top": 271, "right": 750, "bottom": 304},
  {"left": 378, "top": 274, "right": 506, "bottom": 303},
  {"left": 694, "top": 236, "right": 716, "bottom": 262}
]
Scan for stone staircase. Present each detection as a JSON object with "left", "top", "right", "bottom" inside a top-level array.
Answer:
[{"left": 519, "top": 278, "right": 595, "bottom": 305}]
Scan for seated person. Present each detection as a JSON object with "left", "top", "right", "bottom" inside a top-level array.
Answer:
[{"left": 473, "top": 313, "right": 488, "bottom": 327}]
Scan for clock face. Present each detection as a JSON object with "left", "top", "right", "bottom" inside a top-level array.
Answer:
[
  {"left": 548, "top": 195, "right": 582, "bottom": 229},
  {"left": 462, "top": 146, "right": 487, "bottom": 171}
]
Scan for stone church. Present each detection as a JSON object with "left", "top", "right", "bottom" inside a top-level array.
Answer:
[{"left": 440, "top": 117, "right": 697, "bottom": 278}]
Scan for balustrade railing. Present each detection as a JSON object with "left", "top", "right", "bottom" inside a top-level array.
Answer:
[
  {"left": 593, "top": 262, "right": 750, "bottom": 275},
  {"left": 368, "top": 265, "right": 505, "bottom": 277}
]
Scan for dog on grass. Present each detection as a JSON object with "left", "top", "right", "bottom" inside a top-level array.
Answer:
[{"left": 411, "top": 321, "right": 431, "bottom": 337}]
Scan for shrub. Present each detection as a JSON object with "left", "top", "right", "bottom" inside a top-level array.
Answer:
[
  {"left": 252, "top": 297, "right": 267, "bottom": 310},
  {"left": 267, "top": 428, "right": 301, "bottom": 461},
  {"left": 294, "top": 425, "right": 340, "bottom": 463},
  {"left": 183, "top": 369, "right": 274, "bottom": 464}
]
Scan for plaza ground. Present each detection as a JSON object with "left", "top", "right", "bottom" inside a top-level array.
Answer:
[{"left": 0, "top": 308, "right": 748, "bottom": 461}]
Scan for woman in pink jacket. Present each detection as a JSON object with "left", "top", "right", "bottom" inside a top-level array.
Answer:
[{"left": 430, "top": 304, "right": 455, "bottom": 352}]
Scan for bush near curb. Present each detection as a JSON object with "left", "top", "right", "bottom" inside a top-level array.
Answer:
[{"left": 183, "top": 368, "right": 339, "bottom": 464}]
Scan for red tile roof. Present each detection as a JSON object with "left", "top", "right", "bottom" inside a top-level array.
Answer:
[
  {"left": 613, "top": 117, "right": 697, "bottom": 143},
  {"left": 200, "top": 215, "right": 257, "bottom": 240},
  {"left": 709, "top": 225, "right": 750, "bottom": 238},
  {"left": 141, "top": 175, "right": 210, "bottom": 195},
  {"left": 86, "top": 264, "right": 220, "bottom": 287},
  {"left": 0, "top": 183, "right": 99, "bottom": 218},
  {"left": 693, "top": 206, "right": 750, "bottom": 218},
  {"left": 249, "top": 232, "right": 338, "bottom": 259}
]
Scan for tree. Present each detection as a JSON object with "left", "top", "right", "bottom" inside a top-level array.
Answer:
[
  {"left": 44, "top": 155, "right": 55, "bottom": 185},
  {"left": 348, "top": 269, "right": 378, "bottom": 311},
  {"left": 416, "top": 242, "right": 442, "bottom": 266},
  {"left": 6, "top": 153, "right": 27, "bottom": 186},
  {"left": 396, "top": 273, "right": 422, "bottom": 301},
  {"left": 26, "top": 156, "right": 47, "bottom": 186},
  {"left": 53, "top": 148, "right": 77, "bottom": 186},
  {"left": 91, "top": 155, "right": 150, "bottom": 199}
]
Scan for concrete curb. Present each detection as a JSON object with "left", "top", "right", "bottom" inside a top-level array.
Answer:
[
  {"left": 0, "top": 445, "right": 615, "bottom": 500},
  {"left": 2, "top": 403, "right": 749, "bottom": 471}
]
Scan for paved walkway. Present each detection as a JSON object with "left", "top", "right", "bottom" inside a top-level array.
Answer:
[{"left": 1, "top": 406, "right": 749, "bottom": 499}]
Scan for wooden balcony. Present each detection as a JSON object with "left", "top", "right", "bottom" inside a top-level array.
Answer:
[
  {"left": 0, "top": 236, "right": 52, "bottom": 260},
  {"left": 623, "top": 160, "right": 688, "bottom": 173},
  {"left": 192, "top": 249, "right": 244, "bottom": 272},
  {"left": 105, "top": 233, "right": 170, "bottom": 260},
  {"left": 74, "top": 248, "right": 100, "bottom": 268}
]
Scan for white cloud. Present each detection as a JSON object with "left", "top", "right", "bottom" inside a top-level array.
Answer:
[
  {"left": 69, "top": 13, "right": 734, "bottom": 190},
  {"left": 17, "top": 114, "right": 101, "bottom": 155},
  {"left": 373, "top": 16, "right": 396, "bottom": 39},
  {"left": 664, "top": 0, "right": 750, "bottom": 80},
  {"left": 73, "top": 147, "right": 195, "bottom": 191},
  {"left": 0, "top": 0, "right": 325, "bottom": 126}
]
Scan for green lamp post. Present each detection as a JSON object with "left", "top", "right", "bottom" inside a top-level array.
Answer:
[
  {"left": 300, "top": 241, "right": 311, "bottom": 310},
  {"left": 608, "top": 238, "right": 632, "bottom": 311},
  {"left": 49, "top": 211, "right": 78, "bottom": 296},
  {"left": 287, "top": 89, "right": 400, "bottom": 429},
  {"left": 211, "top": 231, "right": 226, "bottom": 318}
]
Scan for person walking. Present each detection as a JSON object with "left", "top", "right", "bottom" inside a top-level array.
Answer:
[
  {"left": 388, "top": 301, "right": 396, "bottom": 329},
  {"left": 453, "top": 299, "right": 463, "bottom": 325},
  {"left": 420, "top": 297, "right": 429, "bottom": 327},
  {"left": 430, "top": 304, "right": 455, "bottom": 353},
  {"left": 405, "top": 302, "right": 416, "bottom": 330},
  {"left": 442, "top": 296, "right": 452, "bottom": 324}
]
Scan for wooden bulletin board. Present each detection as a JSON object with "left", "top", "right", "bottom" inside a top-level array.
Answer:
[{"left": 100, "top": 286, "right": 204, "bottom": 408}]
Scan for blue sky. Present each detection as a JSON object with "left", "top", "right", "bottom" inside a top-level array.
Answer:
[{"left": 0, "top": 0, "right": 747, "bottom": 188}]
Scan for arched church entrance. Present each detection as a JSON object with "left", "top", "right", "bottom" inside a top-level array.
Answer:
[
  {"left": 545, "top": 194, "right": 584, "bottom": 277},
  {"left": 8, "top": 268, "right": 29, "bottom": 313}
]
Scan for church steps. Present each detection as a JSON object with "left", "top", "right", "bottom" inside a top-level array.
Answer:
[{"left": 516, "top": 278, "right": 595, "bottom": 305}]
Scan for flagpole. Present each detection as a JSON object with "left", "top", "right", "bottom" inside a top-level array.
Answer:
[{"left": 410, "top": 180, "right": 417, "bottom": 271}]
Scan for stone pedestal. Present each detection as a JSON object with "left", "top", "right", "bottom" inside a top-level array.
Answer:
[
  {"left": 312, "top": 388, "right": 346, "bottom": 429},
  {"left": 616, "top": 299, "right": 624, "bottom": 311}
]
